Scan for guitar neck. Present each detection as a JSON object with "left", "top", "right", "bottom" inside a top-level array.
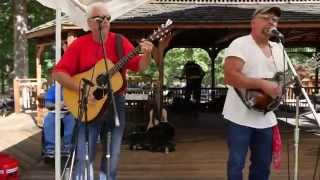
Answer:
[
  {"left": 109, "top": 46, "right": 141, "bottom": 75},
  {"left": 109, "top": 19, "right": 173, "bottom": 76}
]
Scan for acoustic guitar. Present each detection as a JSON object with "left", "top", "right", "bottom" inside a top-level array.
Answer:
[
  {"left": 235, "top": 53, "right": 320, "bottom": 113},
  {"left": 63, "top": 19, "right": 173, "bottom": 122}
]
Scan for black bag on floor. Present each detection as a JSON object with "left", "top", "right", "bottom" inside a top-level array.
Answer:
[
  {"left": 128, "top": 126, "right": 147, "bottom": 150},
  {"left": 144, "top": 122, "right": 175, "bottom": 152}
]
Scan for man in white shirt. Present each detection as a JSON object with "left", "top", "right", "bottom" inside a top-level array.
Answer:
[{"left": 223, "top": 6, "right": 283, "bottom": 180}]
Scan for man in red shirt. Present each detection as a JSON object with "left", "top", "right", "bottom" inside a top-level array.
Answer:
[{"left": 53, "top": 2, "right": 153, "bottom": 180}]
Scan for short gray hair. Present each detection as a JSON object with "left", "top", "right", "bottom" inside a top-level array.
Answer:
[{"left": 86, "top": 2, "right": 110, "bottom": 18}]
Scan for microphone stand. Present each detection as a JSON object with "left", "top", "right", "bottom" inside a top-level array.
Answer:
[
  {"left": 97, "top": 21, "right": 119, "bottom": 180},
  {"left": 80, "top": 79, "right": 92, "bottom": 180},
  {"left": 292, "top": 77, "right": 302, "bottom": 180},
  {"left": 64, "top": 78, "right": 93, "bottom": 180},
  {"left": 279, "top": 38, "right": 320, "bottom": 180}
]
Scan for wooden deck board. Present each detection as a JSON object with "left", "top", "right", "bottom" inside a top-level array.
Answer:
[{"left": 1, "top": 112, "right": 320, "bottom": 179}]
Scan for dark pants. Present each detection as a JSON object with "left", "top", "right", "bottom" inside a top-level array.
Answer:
[
  {"left": 185, "top": 79, "right": 202, "bottom": 104},
  {"left": 227, "top": 120, "right": 273, "bottom": 180}
]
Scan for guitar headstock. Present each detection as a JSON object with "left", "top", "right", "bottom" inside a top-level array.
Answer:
[{"left": 147, "top": 19, "right": 173, "bottom": 43}]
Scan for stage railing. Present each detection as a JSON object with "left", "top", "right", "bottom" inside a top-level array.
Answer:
[{"left": 166, "top": 86, "right": 320, "bottom": 109}]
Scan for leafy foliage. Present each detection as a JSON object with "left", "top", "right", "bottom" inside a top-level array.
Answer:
[
  {"left": 131, "top": 47, "right": 318, "bottom": 89},
  {"left": 132, "top": 48, "right": 212, "bottom": 87},
  {"left": 0, "top": 0, "right": 54, "bottom": 93},
  {"left": 0, "top": 1, "right": 14, "bottom": 93},
  {"left": 27, "top": 1, "right": 55, "bottom": 77}
]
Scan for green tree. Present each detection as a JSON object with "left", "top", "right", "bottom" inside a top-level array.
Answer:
[
  {"left": 0, "top": 1, "right": 14, "bottom": 93},
  {"left": 27, "top": 1, "right": 55, "bottom": 78},
  {"left": 0, "top": 0, "right": 54, "bottom": 94},
  {"left": 131, "top": 47, "right": 318, "bottom": 90},
  {"left": 13, "top": 0, "right": 28, "bottom": 78},
  {"left": 162, "top": 48, "right": 211, "bottom": 87}
]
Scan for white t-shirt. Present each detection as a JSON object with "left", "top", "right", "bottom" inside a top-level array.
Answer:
[{"left": 223, "top": 35, "right": 288, "bottom": 129}]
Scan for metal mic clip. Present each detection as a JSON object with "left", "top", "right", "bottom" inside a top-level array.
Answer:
[{"left": 82, "top": 78, "right": 94, "bottom": 87}]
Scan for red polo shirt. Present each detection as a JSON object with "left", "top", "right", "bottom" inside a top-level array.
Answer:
[{"left": 54, "top": 32, "right": 141, "bottom": 77}]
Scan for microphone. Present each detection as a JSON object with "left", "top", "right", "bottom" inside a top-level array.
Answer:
[{"left": 268, "top": 27, "right": 284, "bottom": 41}]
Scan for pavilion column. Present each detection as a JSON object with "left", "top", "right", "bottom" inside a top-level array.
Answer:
[
  {"left": 36, "top": 44, "right": 45, "bottom": 95},
  {"left": 315, "top": 47, "right": 320, "bottom": 94},
  {"left": 205, "top": 47, "right": 220, "bottom": 88},
  {"left": 152, "top": 35, "right": 172, "bottom": 112},
  {"left": 13, "top": 78, "right": 20, "bottom": 113},
  {"left": 36, "top": 44, "right": 45, "bottom": 125}
]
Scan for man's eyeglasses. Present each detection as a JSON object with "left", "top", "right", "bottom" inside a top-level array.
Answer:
[
  {"left": 89, "top": 15, "right": 111, "bottom": 22},
  {"left": 256, "top": 14, "right": 279, "bottom": 23}
]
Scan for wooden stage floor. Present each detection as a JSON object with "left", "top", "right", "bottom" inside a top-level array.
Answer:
[{"left": 2, "top": 111, "right": 320, "bottom": 180}]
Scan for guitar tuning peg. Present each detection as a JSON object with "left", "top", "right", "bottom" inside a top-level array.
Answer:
[{"left": 166, "top": 19, "right": 173, "bottom": 26}]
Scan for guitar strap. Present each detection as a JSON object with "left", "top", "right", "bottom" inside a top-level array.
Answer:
[
  {"left": 99, "top": 34, "right": 126, "bottom": 131},
  {"left": 115, "top": 33, "right": 124, "bottom": 71},
  {"left": 233, "top": 87, "right": 252, "bottom": 110},
  {"left": 115, "top": 33, "right": 127, "bottom": 92}
]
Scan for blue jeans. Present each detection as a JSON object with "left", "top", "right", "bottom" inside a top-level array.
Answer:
[
  {"left": 74, "top": 95, "right": 125, "bottom": 180},
  {"left": 227, "top": 120, "right": 273, "bottom": 180},
  {"left": 43, "top": 111, "right": 76, "bottom": 153}
]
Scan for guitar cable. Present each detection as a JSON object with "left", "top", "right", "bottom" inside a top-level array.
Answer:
[
  {"left": 270, "top": 39, "right": 291, "bottom": 179},
  {"left": 282, "top": 45, "right": 292, "bottom": 180},
  {"left": 278, "top": 41, "right": 292, "bottom": 180}
]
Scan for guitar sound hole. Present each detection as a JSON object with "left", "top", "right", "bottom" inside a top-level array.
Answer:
[
  {"left": 93, "top": 88, "right": 107, "bottom": 100},
  {"left": 96, "top": 74, "right": 108, "bottom": 87}
]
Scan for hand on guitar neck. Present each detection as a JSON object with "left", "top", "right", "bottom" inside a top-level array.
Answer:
[{"left": 294, "top": 64, "right": 310, "bottom": 80}]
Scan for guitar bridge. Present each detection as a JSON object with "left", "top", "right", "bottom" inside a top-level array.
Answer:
[{"left": 93, "top": 88, "right": 108, "bottom": 100}]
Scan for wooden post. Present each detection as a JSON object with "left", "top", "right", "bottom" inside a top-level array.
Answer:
[
  {"left": 36, "top": 44, "right": 45, "bottom": 126},
  {"left": 152, "top": 34, "right": 172, "bottom": 116},
  {"left": 13, "top": 78, "right": 20, "bottom": 113}
]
